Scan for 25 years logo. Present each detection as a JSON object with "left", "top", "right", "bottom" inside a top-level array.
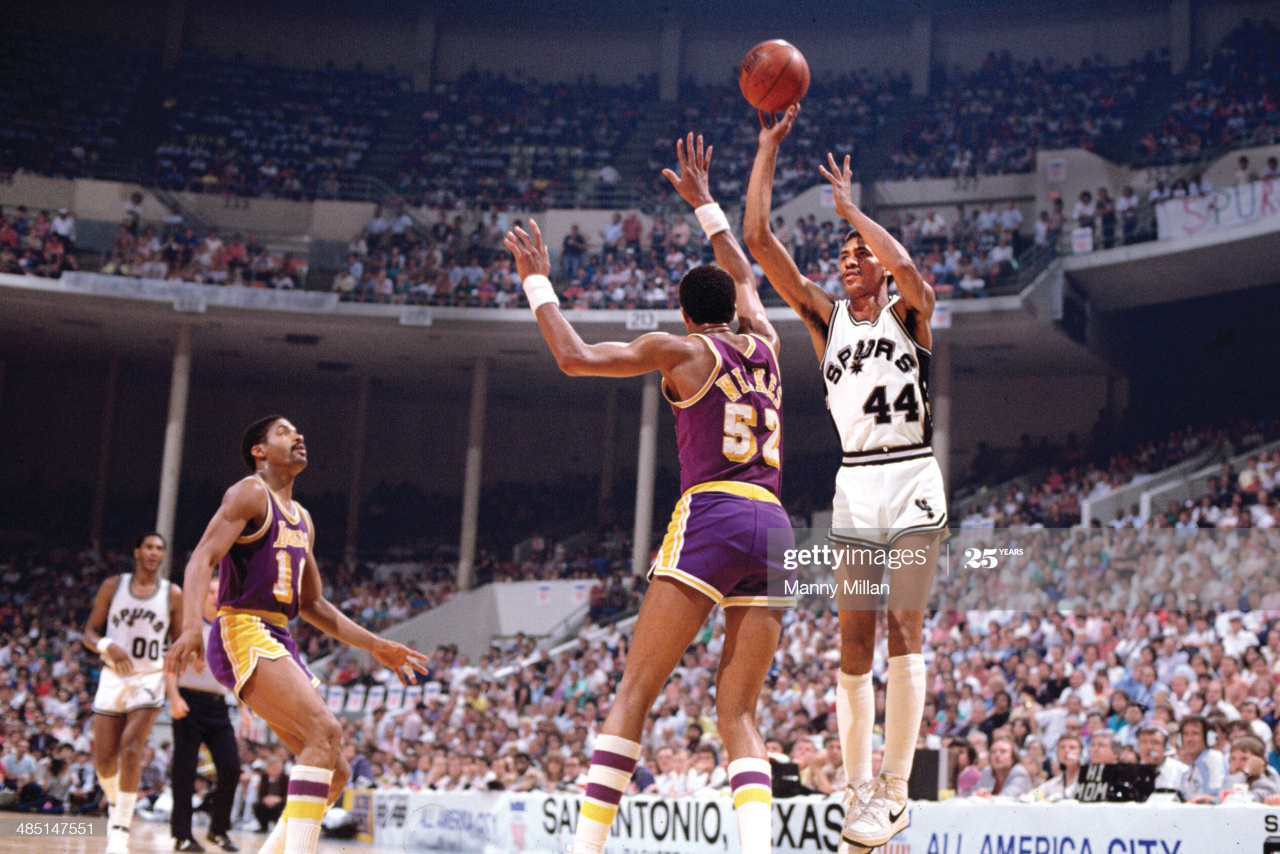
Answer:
[{"left": 963, "top": 547, "right": 1023, "bottom": 569}]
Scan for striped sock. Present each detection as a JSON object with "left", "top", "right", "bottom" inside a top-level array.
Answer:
[
  {"left": 729, "top": 758, "right": 771, "bottom": 854},
  {"left": 572, "top": 734, "right": 640, "bottom": 854},
  {"left": 282, "top": 765, "right": 331, "bottom": 854}
]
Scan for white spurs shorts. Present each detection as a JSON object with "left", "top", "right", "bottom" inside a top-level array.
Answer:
[
  {"left": 92, "top": 666, "right": 166, "bottom": 716},
  {"left": 830, "top": 454, "right": 948, "bottom": 546}
]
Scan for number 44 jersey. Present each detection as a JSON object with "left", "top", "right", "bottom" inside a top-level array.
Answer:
[{"left": 822, "top": 296, "right": 932, "bottom": 465}]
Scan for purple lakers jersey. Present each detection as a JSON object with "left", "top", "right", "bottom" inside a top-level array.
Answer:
[
  {"left": 217, "top": 478, "right": 312, "bottom": 620},
  {"left": 665, "top": 333, "right": 783, "bottom": 497}
]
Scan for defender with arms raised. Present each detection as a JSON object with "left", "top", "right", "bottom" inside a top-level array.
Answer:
[{"left": 505, "top": 134, "right": 794, "bottom": 854}]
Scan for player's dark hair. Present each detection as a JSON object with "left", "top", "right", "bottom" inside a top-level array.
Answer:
[
  {"left": 134, "top": 532, "right": 165, "bottom": 550},
  {"left": 678, "top": 265, "right": 736, "bottom": 325},
  {"left": 241, "top": 415, "right": 286, "bottom": 471}
]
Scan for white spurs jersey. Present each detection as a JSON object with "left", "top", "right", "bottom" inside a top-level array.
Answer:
[
  {"left": 104, "top": 573, "right": 171, "bottom": 674},
  {"left": 821, "top": 296, "right": 933, "bottom": 464}
]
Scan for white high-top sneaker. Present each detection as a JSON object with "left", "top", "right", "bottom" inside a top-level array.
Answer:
[
  {"left": 842, "top": 772, "right": 910, "bottom": 849},
  {"left": 105, "top": 824, "right": 130, "bottom": 854},
  {"left": 839, "top": 777, "right": 881, "bottom": 849}
]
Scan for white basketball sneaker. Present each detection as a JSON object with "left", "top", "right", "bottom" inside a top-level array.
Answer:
[
  {"left": 840, "top": 777, "right": 880, "bottom": 843},
  {"left": 105, "top": 825, "right": 131, "bottom": 854},
  {"left": 842, "top": 772, "right": 910, "bottom": 849}
]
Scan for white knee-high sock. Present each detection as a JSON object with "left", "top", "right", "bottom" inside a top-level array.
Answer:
[
  {"left": 98, "top": 771, "right": 119, "bottom": 822},
  {"left": 260, "top": 815, "right": 288, "bottom": 854},
  {"left": 114, "top": 790, "right": 137, "bottom": 829},
  {"left": 882, "top": 654, "right": 926, "bottom": 780},
  {"left": 836, "top": 670, "right": 874, "bottom": 783},
  {"left": 728, "top": 757, "right": 772, "bottom": 854}
]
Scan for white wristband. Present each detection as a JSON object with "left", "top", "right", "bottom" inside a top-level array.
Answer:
[
  {"left": 694, "top": 203, "right": 730, "bottom": 238},
  {"left": 97, "top": 637, "right": 115, "bottom": 655},
  {"left": 522, "top": 274, "right": 559, "bottom": 313}
]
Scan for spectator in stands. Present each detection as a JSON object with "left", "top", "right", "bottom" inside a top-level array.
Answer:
[
  {"left": 252, "top": 757, "right": 288, "bottom": 831},
  {"left": 1087, "top": 730, "right": 1118, "bottom": 765},
  {"left": 1040, "top": 733, "right": 1083, "bottom": 799},
  {"left": 1072, "top": 191, "right": 1096, "bottom": 233},
  {"left": 1179, "top": 716, "right": 1227, "bottom": 802},
  {"left": 972, "top": 737, "right": 1032, "bottom": 799},
  {"left": 1095, "top": 188, "right": 1116, "bottom": 248},
  {"left": 1138, "top": 725, "right": 1188, "bottom": 789},
  {"left": 1227, "top": 735, "right": 1280, "bottom": 803}
]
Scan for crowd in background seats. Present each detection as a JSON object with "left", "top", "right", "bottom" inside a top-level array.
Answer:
[
  {"left": 333, "top": 205, "right": 711, "bottom": 308},
  {"left": 4, "top": 412, "right": 1280, "bottom": 812},
  {"left": 153, "top": 58, "right": 403, "bottom": 199},
  {"left": 961, "top": 418, "right": 1280, "bottom": 530},
  {"left": 1136, "top": 20, "right": 1280, "bottom": 166},
  {"left": 98, "top": 199, "right": 307, "bottom": 288},
  {"left": 0, "top": 205, "right": 80, "bottom": 278},
  {"left": 0, "top": 31, "right": 148, "bottom": 179},
  {"left": 392, "top": 73, "right": 653, "bottom": 211},
  {"left": 886, "top": 52, "right": 1164, "bottom": 181},
  {"left": 640, "top": 71, "right": 908, "bottom": 209}
]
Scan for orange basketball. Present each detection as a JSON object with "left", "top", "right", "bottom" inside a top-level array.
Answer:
[{"left": 738, "top": 40, "right": 810, "bottom": 113}]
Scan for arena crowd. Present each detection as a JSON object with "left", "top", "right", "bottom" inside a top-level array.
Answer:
[{"left": 2, "top": 418, "right": 1280, "bottom": 816}]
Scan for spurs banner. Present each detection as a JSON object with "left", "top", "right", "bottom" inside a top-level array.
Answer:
[
  {"left": 367, "top": 789, "right": 1280, "bottom": 853},
  {"left": 1155, "top": 178, "right": 1280, "bottom": 240}
]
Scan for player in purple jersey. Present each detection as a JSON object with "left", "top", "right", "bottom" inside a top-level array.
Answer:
[
  {"left": 505, "top": 134, "right": 794, "bottom": 854},
  {"left": 165, "top": 416, "right": 429, "bottom": 854}
]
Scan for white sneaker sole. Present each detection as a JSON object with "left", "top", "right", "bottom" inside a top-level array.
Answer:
[{"left": 842, "top": 807, "right": 910, "bottom": 849}]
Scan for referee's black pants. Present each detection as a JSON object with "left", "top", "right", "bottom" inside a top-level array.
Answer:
[{"left": 170, "top": 687, "right": 240, "bottom": 841}]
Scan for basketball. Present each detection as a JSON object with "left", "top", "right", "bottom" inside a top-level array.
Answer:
[{"left": 738, "top": 39, "right": 810, "bottom": 112}]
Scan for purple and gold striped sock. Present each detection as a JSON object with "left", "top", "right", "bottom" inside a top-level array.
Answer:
[
  {"left": 729, "top": 757, "right": 772, "bottom": 854},
  {"left": 573, "top": 734, "right": 640, "bottom": 854},
  {"left": 281, "top": 765, "right": 331, "bottom": 854}
]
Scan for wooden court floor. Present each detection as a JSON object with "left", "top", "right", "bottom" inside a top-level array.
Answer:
[{"left": 4, "top": 822, "right": 402, "bottom": 854}]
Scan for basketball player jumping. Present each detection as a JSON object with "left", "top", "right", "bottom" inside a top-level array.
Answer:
[
  {"left": 504, "top": 133, "right": 795, "bottom": 854},
  {"left": 164, "top": 417, "right": 430, "bottom": 854},
  {"left": 745, "top": 106, "right": 945, "bottom": 850},
  {"left": 84, "top": 532, "right": 183, "bottom": 854}
]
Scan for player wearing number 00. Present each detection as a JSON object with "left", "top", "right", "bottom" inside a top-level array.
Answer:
[
  {"left": 164, "top": 417, "right": 430, "bottom": 854},
  {"left": 745, "top": 106, "right": 946, "bottom": 850},
  {"left": 84, "top": 532, "right": 183, "bottom": 854},
  {"left": 505, "top": 134, "right": 795, "bottom": 854}
]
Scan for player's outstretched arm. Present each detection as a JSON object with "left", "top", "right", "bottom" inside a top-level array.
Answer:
[
  {"left": 296, "top": 546, "right": 430, "bottom": 685},
  {"left": 662, "top": 132, "right": 779, "bottom": 354},
  {"left": 818, "top": 152, "right": 935, "bottom": 334},
  {"left": 743, "top": 105, "right": 834, "bottom": 361},
  {"left": 83, "top": 576, "right": 134, "bottom": 675},
  {"left": 505, "top": 221, "right": 700, "bottom": 377},
  {"left": 164, "top": 477, "right": 266, "bottom": 678}
]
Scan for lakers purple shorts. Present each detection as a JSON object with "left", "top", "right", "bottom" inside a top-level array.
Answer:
[
  {"left": 207, "top": 608, "right": 320, "bottom": 700},
  {"left": 648, "top": 482, "right": 796, "bottom": 607}
]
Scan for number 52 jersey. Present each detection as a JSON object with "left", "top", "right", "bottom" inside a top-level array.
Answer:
[{"left": 649, "top": 333, "right": 796, "bottom": 609}]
